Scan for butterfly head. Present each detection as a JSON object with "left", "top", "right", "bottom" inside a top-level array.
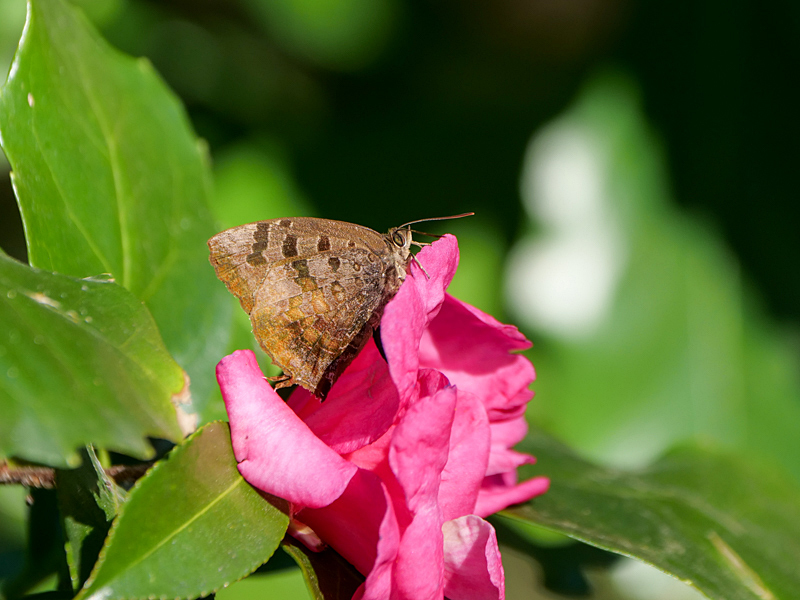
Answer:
[
  {"left": 387, "top": 226, "right": 414, "bottom": 260},
  {"left": 387, "top": 212, "right": 474, "bottom": 279}
]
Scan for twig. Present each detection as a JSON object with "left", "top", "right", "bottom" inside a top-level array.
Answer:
[{"left": 0, "top": 461, "right": 153, "bottom": 488}]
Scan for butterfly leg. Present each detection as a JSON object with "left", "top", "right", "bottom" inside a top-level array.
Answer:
[
  {"left": 266, "top": 373, "right": 295, "bottom": 389},
  {"left": 409, "top": 253, "right": 430, "bottom": 279}
]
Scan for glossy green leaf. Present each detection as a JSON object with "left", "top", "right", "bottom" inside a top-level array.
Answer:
[
  {"left": 0, "top": 0, "right": 231, "bottom": 410},
  {"left": 56, "top": 447, "right": 125, "bottom": 591},
  {"left": 77, "top": 422, "right": 289, "bottom": 600},
  {"left": 215, "top": 567, "right": 312, "bottom": 600},
  {"left": 282, "top": 537, "right": 363, "bottom": 600},
  {"left": 505, "top": 431, "right": 800, "bottom": 600},
  {"left": 0, "top": 251, "right": 184, "bottom": 467}
]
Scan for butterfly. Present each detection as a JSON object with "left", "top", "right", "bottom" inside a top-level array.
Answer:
[{"left": 208, "top": 215, "right": 471, "bottom": 399}]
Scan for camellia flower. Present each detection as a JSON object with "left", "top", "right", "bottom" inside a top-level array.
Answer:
[{"left": 217, "top": 234, "right": 549, "bottom": 600}]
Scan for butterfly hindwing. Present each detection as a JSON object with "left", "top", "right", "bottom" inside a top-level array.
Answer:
[{"left": 208, "top": 217, "right": 412, "bottom": 398}]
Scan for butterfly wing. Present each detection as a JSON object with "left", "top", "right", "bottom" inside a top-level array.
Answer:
[{"left": 208, "top": 217, "right": 401, "bottom": 397}]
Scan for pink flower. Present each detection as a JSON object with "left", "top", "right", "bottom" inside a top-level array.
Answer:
[{"left": 217, "top": 235, "right": 549, "bottom": 600}]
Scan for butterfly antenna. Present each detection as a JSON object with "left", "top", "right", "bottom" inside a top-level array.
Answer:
[
  {"left": 400, "top": 212, "right": 472, "bottom": 280},
  {"left": 409, "top": 229, "right": 444, "bottom": 239},
  {"left": 397, "top": 212, "right": 474, "bottom": 230}
]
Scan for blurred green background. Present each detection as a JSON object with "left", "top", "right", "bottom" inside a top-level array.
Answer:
[{"left": 1, "top": 0, "right": 798, "bottom": 598}]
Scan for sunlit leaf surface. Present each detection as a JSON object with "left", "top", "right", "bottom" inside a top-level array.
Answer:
[
  {"left": 0, "top": 251, "right": 184, "bottom": 467},
  {"left": 0, "top": 0, "right": 231, "bottom": 412},
  {"left": 78, "top": 423, "right": 289, "bottom": 600}
]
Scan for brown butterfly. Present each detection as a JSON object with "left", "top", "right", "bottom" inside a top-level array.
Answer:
[{"left": 208, "top": 215, "right": 471, "bottom": 399}]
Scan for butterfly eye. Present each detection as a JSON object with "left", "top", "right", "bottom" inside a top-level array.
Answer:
[{"left": 392, "top": 231, "right": 406, "bottom": 247}]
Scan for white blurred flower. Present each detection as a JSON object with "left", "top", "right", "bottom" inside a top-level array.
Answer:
[{"left": 507, "top": 122, "right": 626, "bottom": 339}]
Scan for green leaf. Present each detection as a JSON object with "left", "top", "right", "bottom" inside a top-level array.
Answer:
[
  {"left": 241, "top": 0, "right": 398, "bottom": 70},
  {"left": 1, "top": 488, "right": 71, "bottom": 598},
  {"left": 518, "top": 72, "right": 800, "bottom": 484},
  {"left": 77, "top": 422, "right": 289, "bottom": 600},
  {"left": 215, "top": 567, "right": 312, "bottom": 600},
  {"left": 56, "top": 447, "right": 124, "bottom": 591},
  {"left": 505, "top": 431, "right": 800, "bottom": 600},
  {"left": 0, "top": 0, "right": 231, "bottom": 411},
  {"left": 0, "top": 251, "right": 184, "bottom": 467},
  {"left": 211, "top": 138, "right": 314, "bottom": 232},
  {"left": 281, "top": 537, "right": 363, "bottom": 600}
]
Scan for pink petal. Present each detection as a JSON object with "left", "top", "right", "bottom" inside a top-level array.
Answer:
[
  {"left": 298, "top": 468, "right": 400, "bottom": 582},
  {"left": 457, "top": 299, "right": 530, "bottom": 346},
  {"left": 486, "top": 449, "right": 536, "bottom": 477},
  {"left": 438, "top": 389, "right": 491, "bottom": 522},
  {"left": 381, "top": 236, "right": 460, "bottom": 403},
  {"left": 487, "top": 418, "right": 536, "bottom": 476},
  {"left": 419, "top": 294, "right": 535, "bottom": 421},
  {"left": 474, "top": 474, "right": 550, "bottom": 518},
  {"left": 284, "top": 386, "right": 319, "bottom": 421},
  {"left": 489, "top": 417, "right": 529, "bottom": 449},
  {"left": 217, "top": 350, "right": 357, "bottom": 509},
  {"left": 442, "top": 516, "right": 505, "bottom": 600},
  {"left": 412, "top": 235, "right": 460, "bottom": 318},
  {"left": 345, "top": 425, "right": 394, "bottom": 475},
  {"left": 389, "top": 370, "right": 457, "bottom": 600},
  {"left": 357, "top": 486, "right": 402, "bottom": 600},
  {"left": 296, "top": 340, "right": 401, "bottom": 455}
]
